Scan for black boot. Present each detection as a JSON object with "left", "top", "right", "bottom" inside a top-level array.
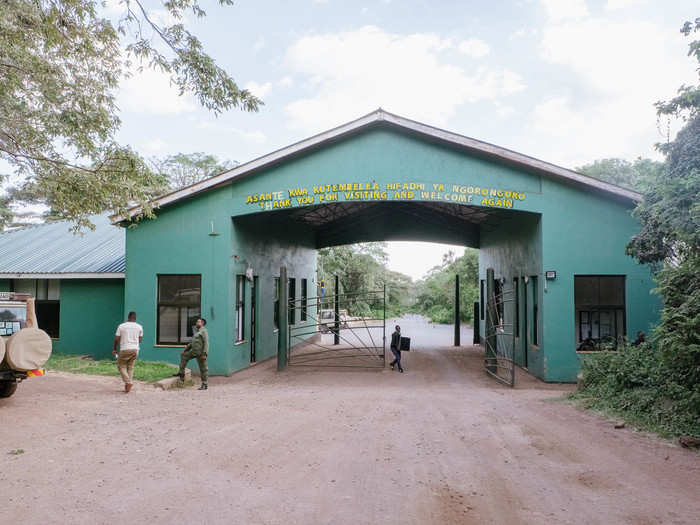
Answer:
[
  {"left": 172, "top": 372, "right": 185, "bottom": 380},
  {"left": 198, "top": 384, "right": 208, "bottom": 390}
]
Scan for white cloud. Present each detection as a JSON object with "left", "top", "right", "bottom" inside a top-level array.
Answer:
[
  {"left": 252, "top": 37, "right": 266, "bottom": 53},
  {"left": 119, "top": 66, "right": 196, "bottom": 116},
  {"left": 605, "top": 0, "right": 640, "bottom": 10},
  {"left": 457, "top": 38, "right": 490, "bottom": 58},
  {"left": 540, "top": 0, "right": 589, "bottom": 22},
  {"left": 531, "top": 15, "right": 695, "bottom": 166},
  {"left": 144, "top": 138, "right": 167, "bottom": 153},
  {"left": 279, "top": 76, "right": 294, "bottom": 87},
  {"left": 196, "top": 121, "right": 267, "bottom": 144},
  {"left": 244, "top": 81, "right": 273, "bottom": 98},
  {"left": 284, "top": 26, "right": 525, "bottom": 132}
]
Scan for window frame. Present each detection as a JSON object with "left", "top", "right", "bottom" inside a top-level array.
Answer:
[
  {"left": 288, "top": 277, "right": 296, "bottom": 326},
  {"left": 156, "top": 274, "right": 202, "bottom": 346},
  {"left": 273, "top": 277, "right": 280, "bottom": 330},
  {"left": 300, "top": 278, "right": 308, "bottom": 322},
  {"left": 574, "top": 275, "right": 626, "bottom": 352},
  {"left": 10, "top": 279, "right": 61, "bottom": 338},
  {"left": 235, "top": 274, "right": 245, "bottom": 343}
]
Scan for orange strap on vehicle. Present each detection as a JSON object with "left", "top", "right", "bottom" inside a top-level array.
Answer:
[{"left": 26, "top": 369, "right": 45, "bottom": 377}]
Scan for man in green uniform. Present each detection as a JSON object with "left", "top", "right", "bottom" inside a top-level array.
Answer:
[{"left": 174, "top": 318, "right": 209, "bottom": 390}]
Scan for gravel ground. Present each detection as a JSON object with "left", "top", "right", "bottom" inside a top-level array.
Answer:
[{"left": 1, "top": 317, "right": 699, "bottom": 525}]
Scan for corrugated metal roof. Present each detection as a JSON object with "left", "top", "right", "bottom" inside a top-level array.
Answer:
[{"left": 0, "top": 213, "right": 125, "bottom": 276}]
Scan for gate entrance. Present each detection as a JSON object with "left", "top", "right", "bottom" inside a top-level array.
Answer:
[
  {"left": 484, "top": 268, "right": 516, "bottom": 386},
  {"left": 287, "top": 288, "right": 386, "bottom": 368}
]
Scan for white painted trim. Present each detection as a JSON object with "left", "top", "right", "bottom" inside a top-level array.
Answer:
[
  {"left": 0, "top": 273, "right": 125, "bottom": 279},
  {"left": 112, "top": 109, "right": 642, "bottom": 223}
]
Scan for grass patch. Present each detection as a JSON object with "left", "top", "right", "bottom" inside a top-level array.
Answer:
[{"left": 45, "top": 354, "right": 178, "bottom": 383}]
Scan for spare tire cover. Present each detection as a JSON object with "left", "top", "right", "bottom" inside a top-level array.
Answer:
[{"left": 5, "top": 328, "right": 52, "bottom": 371}]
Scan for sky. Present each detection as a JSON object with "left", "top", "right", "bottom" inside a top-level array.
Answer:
[{"left": 30, "top": 0, "right": 700, "bottom": 280}]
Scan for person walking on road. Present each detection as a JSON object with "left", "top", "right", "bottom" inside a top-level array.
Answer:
[
  {"left": 389, "top": 324, "right": 404, "bottom": 373},
  {"left": 113, "top": 311, "right": 143, "bottom": 393},
  {"left": 174, "top": 318, "right": 209, "bottom": 390}
]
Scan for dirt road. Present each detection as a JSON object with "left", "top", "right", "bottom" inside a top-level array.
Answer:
[{"left": 1, "top": 319, "right": 699, "bottom": 524}]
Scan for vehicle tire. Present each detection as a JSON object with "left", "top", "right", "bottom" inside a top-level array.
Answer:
[{"left": 0, "top": 381, "right": 18, "bottom": 398}]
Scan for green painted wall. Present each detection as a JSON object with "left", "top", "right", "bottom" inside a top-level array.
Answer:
[
  {"left": 121, "top": 125, "right": 659, "bottom": 381},
  {"left": 479, "top": 211, "right": 544, "bottom": 378},
  {"left": 52, "top": 279, "right": 124, "bottom": 359},
  {"left": 124, "top": 188, "right": 317, "bottom": 376},
  {"left": 539, "top": 178, "right": 661, "bottom": 382},
  {"left": 0, "top": 279, "right": 10, "bottom": 292}
]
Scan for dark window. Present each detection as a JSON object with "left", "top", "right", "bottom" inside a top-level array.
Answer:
[
  {"left": 288, "top": 278, "right": 296, "bottom": 325},
  {"left": 513, "top": 278, "right": 519, "bottom": 336},
  {"left": 236, "top": 275, "right": 245, "bottom": 342},
  {"left": 480, "top": 280, "right": 485, "bottom": 320},
  {"left": 531, "top": 276, "right": 538, "bottom": 346},
  {"left": 493, "top": 279, "right": 504, "bottom": 326},
  {"left": 522, "top": 277, "right": 528, "bottom": 343},
  {"left": 273, "top": 277, "right": 279, "bottom": 330},
  {"left": 157, "top": 275, "right": 201, "bottom": 345},
  {"left": 300, "top": 278, "right": 308, "bottom": 321},
  {"left": 10, "top": 279, "right": 60, "bottom": 338},
  {"left": 575, "top": 275, "right": 625, "bottom": 351}
]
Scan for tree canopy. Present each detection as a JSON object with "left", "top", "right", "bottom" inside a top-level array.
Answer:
[
  {"left": 0, "top": 0, "right": 260, "bottom": 229},
  {"left": 576, "top": 157, "right": 663, "bottom": 191},
  {"left": 151, "top": 152, "right": 237, "bottom": 190}
]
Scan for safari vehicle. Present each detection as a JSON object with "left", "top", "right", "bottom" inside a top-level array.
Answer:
[
  {"left": 0, "top": 293, "right": 52, "bottom": 398},
  {"left": 319, "top": 309, "right": 350, "bottom": 333}
]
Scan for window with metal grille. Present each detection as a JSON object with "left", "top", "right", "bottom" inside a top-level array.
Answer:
[
  {"left": 575, "top": 275, "right": 625, "bottom": 351},
  {"left": 157, "top": 275, "right": 201, "bottom": 345},
  {"left": 288, "top": 278, "right": 296, "bottom": 325},
  {"left": 300, "top": 278, "right": 308, "bottom": 321},
  {"left": 236, "top": 275, "right": 245, "bottom": 342}
]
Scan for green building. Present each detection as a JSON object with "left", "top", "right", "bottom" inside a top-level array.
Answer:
[
  {"left": 1, "top": 110, "right": 660, "bottom": 382},
  {"left": 0, "top": 213, "right": 124, "bottom": 359}
]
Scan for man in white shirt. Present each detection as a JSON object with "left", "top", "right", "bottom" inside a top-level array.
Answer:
[{"left": 113, "top": 311, "right": 144, "bottom": 393}]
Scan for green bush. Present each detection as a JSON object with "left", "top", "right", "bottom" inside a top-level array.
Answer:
[{"left": 572, "top": 343, "right": 700, "bottom": 438}]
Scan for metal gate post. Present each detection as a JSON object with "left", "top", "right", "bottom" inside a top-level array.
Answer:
[
  {"left": 334, "top": 274, "right": 340, "bottom": 346},
  {"left": 485, "top": 268, "right": 496, "bottom": 374},
  {"left": 473, "top": 301, "right": 480, "bottom": 344},
  {"left": 277, "top": 266, "right": 288, "bottom": 371},
  {"left": 454, "top": 274, "right": 460, "bottom": 346}
]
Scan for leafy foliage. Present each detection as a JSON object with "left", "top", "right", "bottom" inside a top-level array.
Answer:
[
  {"left": 0, "top": 0, "right": 259, "bottom": 229},
  {"left": 571, "top": 344, "right": 700, "bottom": 438},
  {"left": 577, "top": 18, "right": 700, "bottom": 439},
  {"left": 150, "top": 152, "right": 237, "bottom": 190},
  {"left": 412, "top": 249, "right": 478, "bottom": 324},
  {"left": 576, "top": 157, "right": 663, "bottom": 191},
  {"left": 317, "top": 243, "right": 414, "bottom": 317}
]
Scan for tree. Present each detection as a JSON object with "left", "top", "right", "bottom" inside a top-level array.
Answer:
[
  {"left": 576, "top": 158, "right": 663, "bottom": 191},
  {"left": 151, "top": 152, "right": 237, "bottom": 190},
  {"left": 0, "top": 0, "right": 261, "bottom": 230},
  {"left": 413, "top": 248, "right": 479, "bottom": 324},
  {"left": 626, "top": 18, "right": 700, "bottom": 389}
]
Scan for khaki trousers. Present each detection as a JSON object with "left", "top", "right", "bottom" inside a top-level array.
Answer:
[{"left": 117, "top": 349, "right": 138, "bottom": 385}]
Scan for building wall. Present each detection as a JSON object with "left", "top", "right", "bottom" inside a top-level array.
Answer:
[
  {"left": 121, "top": 126, "right": 659, "bottom": 381},
  {"left": 479, "top": 211, "right": 544, "bottom": 378},
  {"left": 53, "top": 279, "right": 125, "bottom": 359},
  {"left": 0, "top": 278, "right": 124, "bottom": 359},
  {"left": 124, "top": 188, "right": 317, "bottom": 376},
  {"left": 539, "top": 178, "right": 660, "bottom": 382}
]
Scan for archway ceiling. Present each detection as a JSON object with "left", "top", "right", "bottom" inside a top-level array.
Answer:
[{"left": 277, "top": 201, "right": 518, "bottom": 248}]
